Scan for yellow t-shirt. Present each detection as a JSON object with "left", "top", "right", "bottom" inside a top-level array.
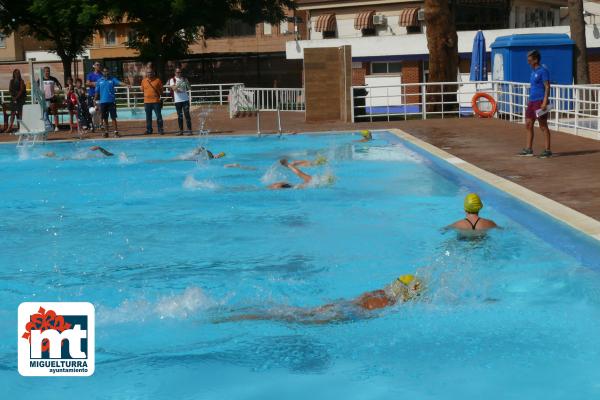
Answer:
[{"left": 141, "top": 78, "right": 163, "bottom": 104}]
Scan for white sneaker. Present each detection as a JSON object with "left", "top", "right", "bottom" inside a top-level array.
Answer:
[{"left": 54, "top": 127, "right": 59, "bottom": 132}]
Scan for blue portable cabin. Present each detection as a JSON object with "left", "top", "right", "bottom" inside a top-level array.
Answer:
[{"left": 490, "top": 33, "right": 575, "bottom": 114}]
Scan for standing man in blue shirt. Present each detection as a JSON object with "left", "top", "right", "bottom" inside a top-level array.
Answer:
[
  {"left": 86, "top": 62, "right": 103, "bottom": 131},
  {"left": 520, "top": 50, "right": 552, "bottom": 158},
  {"left": 94, "top": 67, "right": 130, "bottom": 138}
]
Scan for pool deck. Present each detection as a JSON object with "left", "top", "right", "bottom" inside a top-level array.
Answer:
[{"left": 2, "top": 106, "right": 600, "bottom": 227}]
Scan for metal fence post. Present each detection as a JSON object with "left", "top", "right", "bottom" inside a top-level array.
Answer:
[
  {"left": 350, "top": 87, "right": 355, "bottom": 122},
  {"left": 219, "top": 85, "right": 223, "bottom": 105},
  {"left": 126, "top": 87, "right": 130, "bottom": 108},
  {"left": 575, "top": 87, "right": 580, "bottom": 136},
  {"left": 421, "top": 84, "right": 426, "bottom": 120}
]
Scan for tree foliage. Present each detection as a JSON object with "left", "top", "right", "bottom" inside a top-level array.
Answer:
[
  {"left": 110, "top": 0, "right": 296, "bottom": 78},
  {"left": 0, "top": 0, "right": 106, "bottom": 82}
]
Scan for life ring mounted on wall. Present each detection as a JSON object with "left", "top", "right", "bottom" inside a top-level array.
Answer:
[{"left": 471, "top": 92, "right": 497, "bottom": 118}]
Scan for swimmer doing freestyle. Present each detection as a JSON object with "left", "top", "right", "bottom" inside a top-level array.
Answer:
[
  {"left": 269, "top": 158, "right": 313, "bottom": 189},
  {"left": 218, "top": 274, "right": 424, "bottom": 324}
]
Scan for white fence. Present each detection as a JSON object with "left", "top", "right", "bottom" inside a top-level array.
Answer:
[
  {"left": 228, "top": 85, "right": 305, "bottom": 117},
  {"left": 352, "top": 80, "right": 600, "bottom": 140},
  {"left": 0, "top": 83, "right": 242, "bottom": 109}
]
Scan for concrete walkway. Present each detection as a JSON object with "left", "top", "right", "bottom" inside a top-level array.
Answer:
[{"left": 2, "top": 107, "right": 599, "bottom": 221}]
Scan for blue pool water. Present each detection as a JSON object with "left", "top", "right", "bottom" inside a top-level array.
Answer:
[
  {"left": 1, "top": 132, "right": 600, "bottom": 399},
  {"left": 117, "top": 106, "right": 177, "bottom": 120}
]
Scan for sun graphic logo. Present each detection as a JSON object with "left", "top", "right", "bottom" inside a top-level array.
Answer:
[{"left": 18, "top": 302, "right": 95, "bottom": 376}]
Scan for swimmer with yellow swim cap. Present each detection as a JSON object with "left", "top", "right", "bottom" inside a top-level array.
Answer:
[
  {"left": 355, "top": 130, "right": 373, "bottom": 143},
  {"left": 216, "top": 273, "right": 424, "bottom": 324},
  {"left": 449, "top": 193, "right": 498, "bottom": 231},
  {"left": 287, "top": 154, "right": 328, "bottom": 168},
  {"left": 191, "top": 146, "right": 226, "bottom": 160},
  {"left": 269, "top": 158, "right": 313, "bottom": 190}
]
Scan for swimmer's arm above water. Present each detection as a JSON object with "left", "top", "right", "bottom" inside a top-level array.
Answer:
[
  {"left": 89, "top": 146, "right": 113, "bottom": 157},
  {"left": 280, "top": 159, "right": 311, "bottom": 184}
]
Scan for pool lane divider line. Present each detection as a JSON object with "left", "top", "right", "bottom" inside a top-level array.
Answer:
[{"left": 388, "top": 128, "right": 600, "bottom": 243}]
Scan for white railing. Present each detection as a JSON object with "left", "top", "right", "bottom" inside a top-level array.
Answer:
[
  {"left": 0, "top": 83, "right": 241, "bottom": 110},
  {"left": 114, "top": 83, "right": 242, "bottom": 108},
  {"left": 245, "top": 88, "right": 305, "bottom": 112},
  {"left": 352, "top": 80, "right": 600, "bottom": 140},
  {"left": 229, "top": 85, "right": 305, "bottom": 116}
]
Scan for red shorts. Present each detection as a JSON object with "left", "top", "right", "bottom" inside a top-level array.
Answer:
[{"left": 526, "top": 100, "right": 548, "bottom": 121}]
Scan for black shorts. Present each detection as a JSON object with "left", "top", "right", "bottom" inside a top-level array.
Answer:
[{"left": 100, "top": 102, "right": 117, "bottom": 120}]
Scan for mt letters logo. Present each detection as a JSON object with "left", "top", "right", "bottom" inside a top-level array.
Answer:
[{"left": 18, "top": 302, "right": 95, "bottom": 376}]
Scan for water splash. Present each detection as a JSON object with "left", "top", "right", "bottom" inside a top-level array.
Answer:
[
  {"left": 260, "top": 162, "right": 287, "bottom": 184},
  {"left": 118, "top": 152, "right": 132, "bottom": 164},
  {"left": 96, "top": 286, "right": 215, "bottom": 324},
  {"left": 183, "top": 174, "right": 219, "bottom": 190}
]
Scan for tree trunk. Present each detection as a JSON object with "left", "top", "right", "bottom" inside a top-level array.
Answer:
[
  {"left": 60, "top": 56, "right": 74, "bottom": 84},
  {"left": 424, "top": 0, "right": 459, "bottom": 113},
  {"left": 569, "top": 0, "right": 589, "bottom": 84}
]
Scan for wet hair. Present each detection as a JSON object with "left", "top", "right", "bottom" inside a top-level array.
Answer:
[
  {"left": 280, "top": 183, "right": 293, "bottom": 189},
  {"left": 75, "top": 78, "right": 83, "bottom": 84},
  {"left": 528, "top": 50, "right": 541, "bottom": 62}
]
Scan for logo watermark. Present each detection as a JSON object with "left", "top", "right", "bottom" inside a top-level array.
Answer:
[{"left": 18, "top": 302, "right": 95, "bottom": 376}]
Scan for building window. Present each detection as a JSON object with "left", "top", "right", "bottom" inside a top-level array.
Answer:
[
  {"left": 455, "top": 2, "right": 509, "bottom": 30},
  {"left": 407, "top": 26, "right": 422, "bottom": 34},
  {"left": 361, "top": 28, "right": 376, "bottom": 37},
  {"left": 371, "top": 61, "right": 402, "bottom": 75},
  {"left": 0, "top": 34, "right": 5, "bottom": 48},
  {"left": 104, "top": 30, "right": 116, "bottom": 46},
  {"left": 323, "top": 31, "right": 336, "bottom": 39},
  {"left": 127, "top": 30, "right": 137, "bottom": 44},
  {"left": 280, "top": 20, "right": 289, "bottom": 35},
  {"left": 264, "top": 22, "right": 272, "bottom": 35},
  {"left": 220, "top": 19, "right": 256, "bottom": 37}
]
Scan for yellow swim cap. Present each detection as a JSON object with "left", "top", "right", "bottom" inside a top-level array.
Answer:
[
  {"left": 398, "top": 274, "right": 415, "bottom": 285},
  {"left": 215, "top": 152, "right": 226, "bottom": 158},
  {"left": 359, "top": 130, "right": 372, "bottom": 139},
  {"left": 464, "top": 193, "right": 483, "bottom": 214},
  {"left": 314, "top": 155, "right": 328, "bottom": 165},
  {"left": 387, "top": 274, "right": 422, "bottom": 301}
]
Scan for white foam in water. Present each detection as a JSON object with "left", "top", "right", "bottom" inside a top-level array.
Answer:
[
  {"left": 183, "top": 174, "right": 219, "bottom": 190},
  {"left": 97, "top": 287, "right": 215, "bottom": 324},
  {"left": 260, "top": 163, "right": 287, "bottom": 184},
  {"left": 17, "top": 146, "right": 30, "bottom": 161},
  {"left": 308, "top": 169, "right": 337, "bottom": 188},
  {"left": 71, "top": 148, "right": 93, "bottom": 160},
  {"left": 176, "top": 149, "right": 200, "bottom": 161},
  {"left": 353, "top": 144, "right": 424, "bottom": 163},
  {"left": 118, "top": 152, "right": 132, "bottom": 164}
]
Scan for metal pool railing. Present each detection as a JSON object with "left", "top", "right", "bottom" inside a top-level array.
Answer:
[{"left": 352, "top": 80, "right": 600, "bottom": 140}]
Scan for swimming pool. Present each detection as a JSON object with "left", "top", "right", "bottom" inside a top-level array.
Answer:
[
  {"left": 117, "top": 106, "right": 177, "bottom": 120},
  {"left": 1, "top": 132, "right": 600, "bottom": 399}
]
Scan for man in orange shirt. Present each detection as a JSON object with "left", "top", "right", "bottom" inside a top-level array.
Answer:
[{"left": 141, "top": 68, "right": 164, "bottom": 134}]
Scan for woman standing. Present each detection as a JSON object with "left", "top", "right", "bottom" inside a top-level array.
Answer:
[{"left": 6, "top": 69, "right": 26, "bottom": 133}]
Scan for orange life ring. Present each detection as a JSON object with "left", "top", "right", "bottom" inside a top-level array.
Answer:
[{"left": 471, "top": 92, "right": 497, "bottom": 118}]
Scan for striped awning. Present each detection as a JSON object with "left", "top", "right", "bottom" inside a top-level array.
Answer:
[
  {"left": 354, "top": 10, "right": 375, "bottom": 30},
  {"left": 398, "top": 7, "right": 420, "bottom": 27},
  {"left": 314, "top": 14, "right": 336, "bottom": 32}
]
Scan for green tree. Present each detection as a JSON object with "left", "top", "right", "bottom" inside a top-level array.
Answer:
[
  {"left": 0, "top": 0, "right": 106, "bottom": 83},
  {"left": 111, "top": 0, "right": 295, "bottom": 80}
]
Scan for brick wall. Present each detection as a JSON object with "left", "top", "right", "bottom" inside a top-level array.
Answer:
[
  {"left": 402, "top": 60, "right": 421, "bottom": 103},
  {"left": 352, "top": 62, "right": 368, "bottom": 85},
  {"left": 588, "top": 53, "right": 600, "bottom": 84},
  {"left": 304, "top": 46, "right": 352, "bottom": 122}
]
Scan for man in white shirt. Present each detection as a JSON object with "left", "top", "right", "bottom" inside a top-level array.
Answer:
[
  {"left": 168, "top": 68, "right": 192, "bottom": 135},
  {"left": 39, "top": 66, "right": 62, "bottom": 131}
]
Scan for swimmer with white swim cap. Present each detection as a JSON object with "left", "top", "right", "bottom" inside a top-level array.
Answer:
[
  {"left": 217, "top": 274, "right": 424, "bottom": 324},
  {"left": 449, "top": 193, "right": 498, "bottom": 231}
]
